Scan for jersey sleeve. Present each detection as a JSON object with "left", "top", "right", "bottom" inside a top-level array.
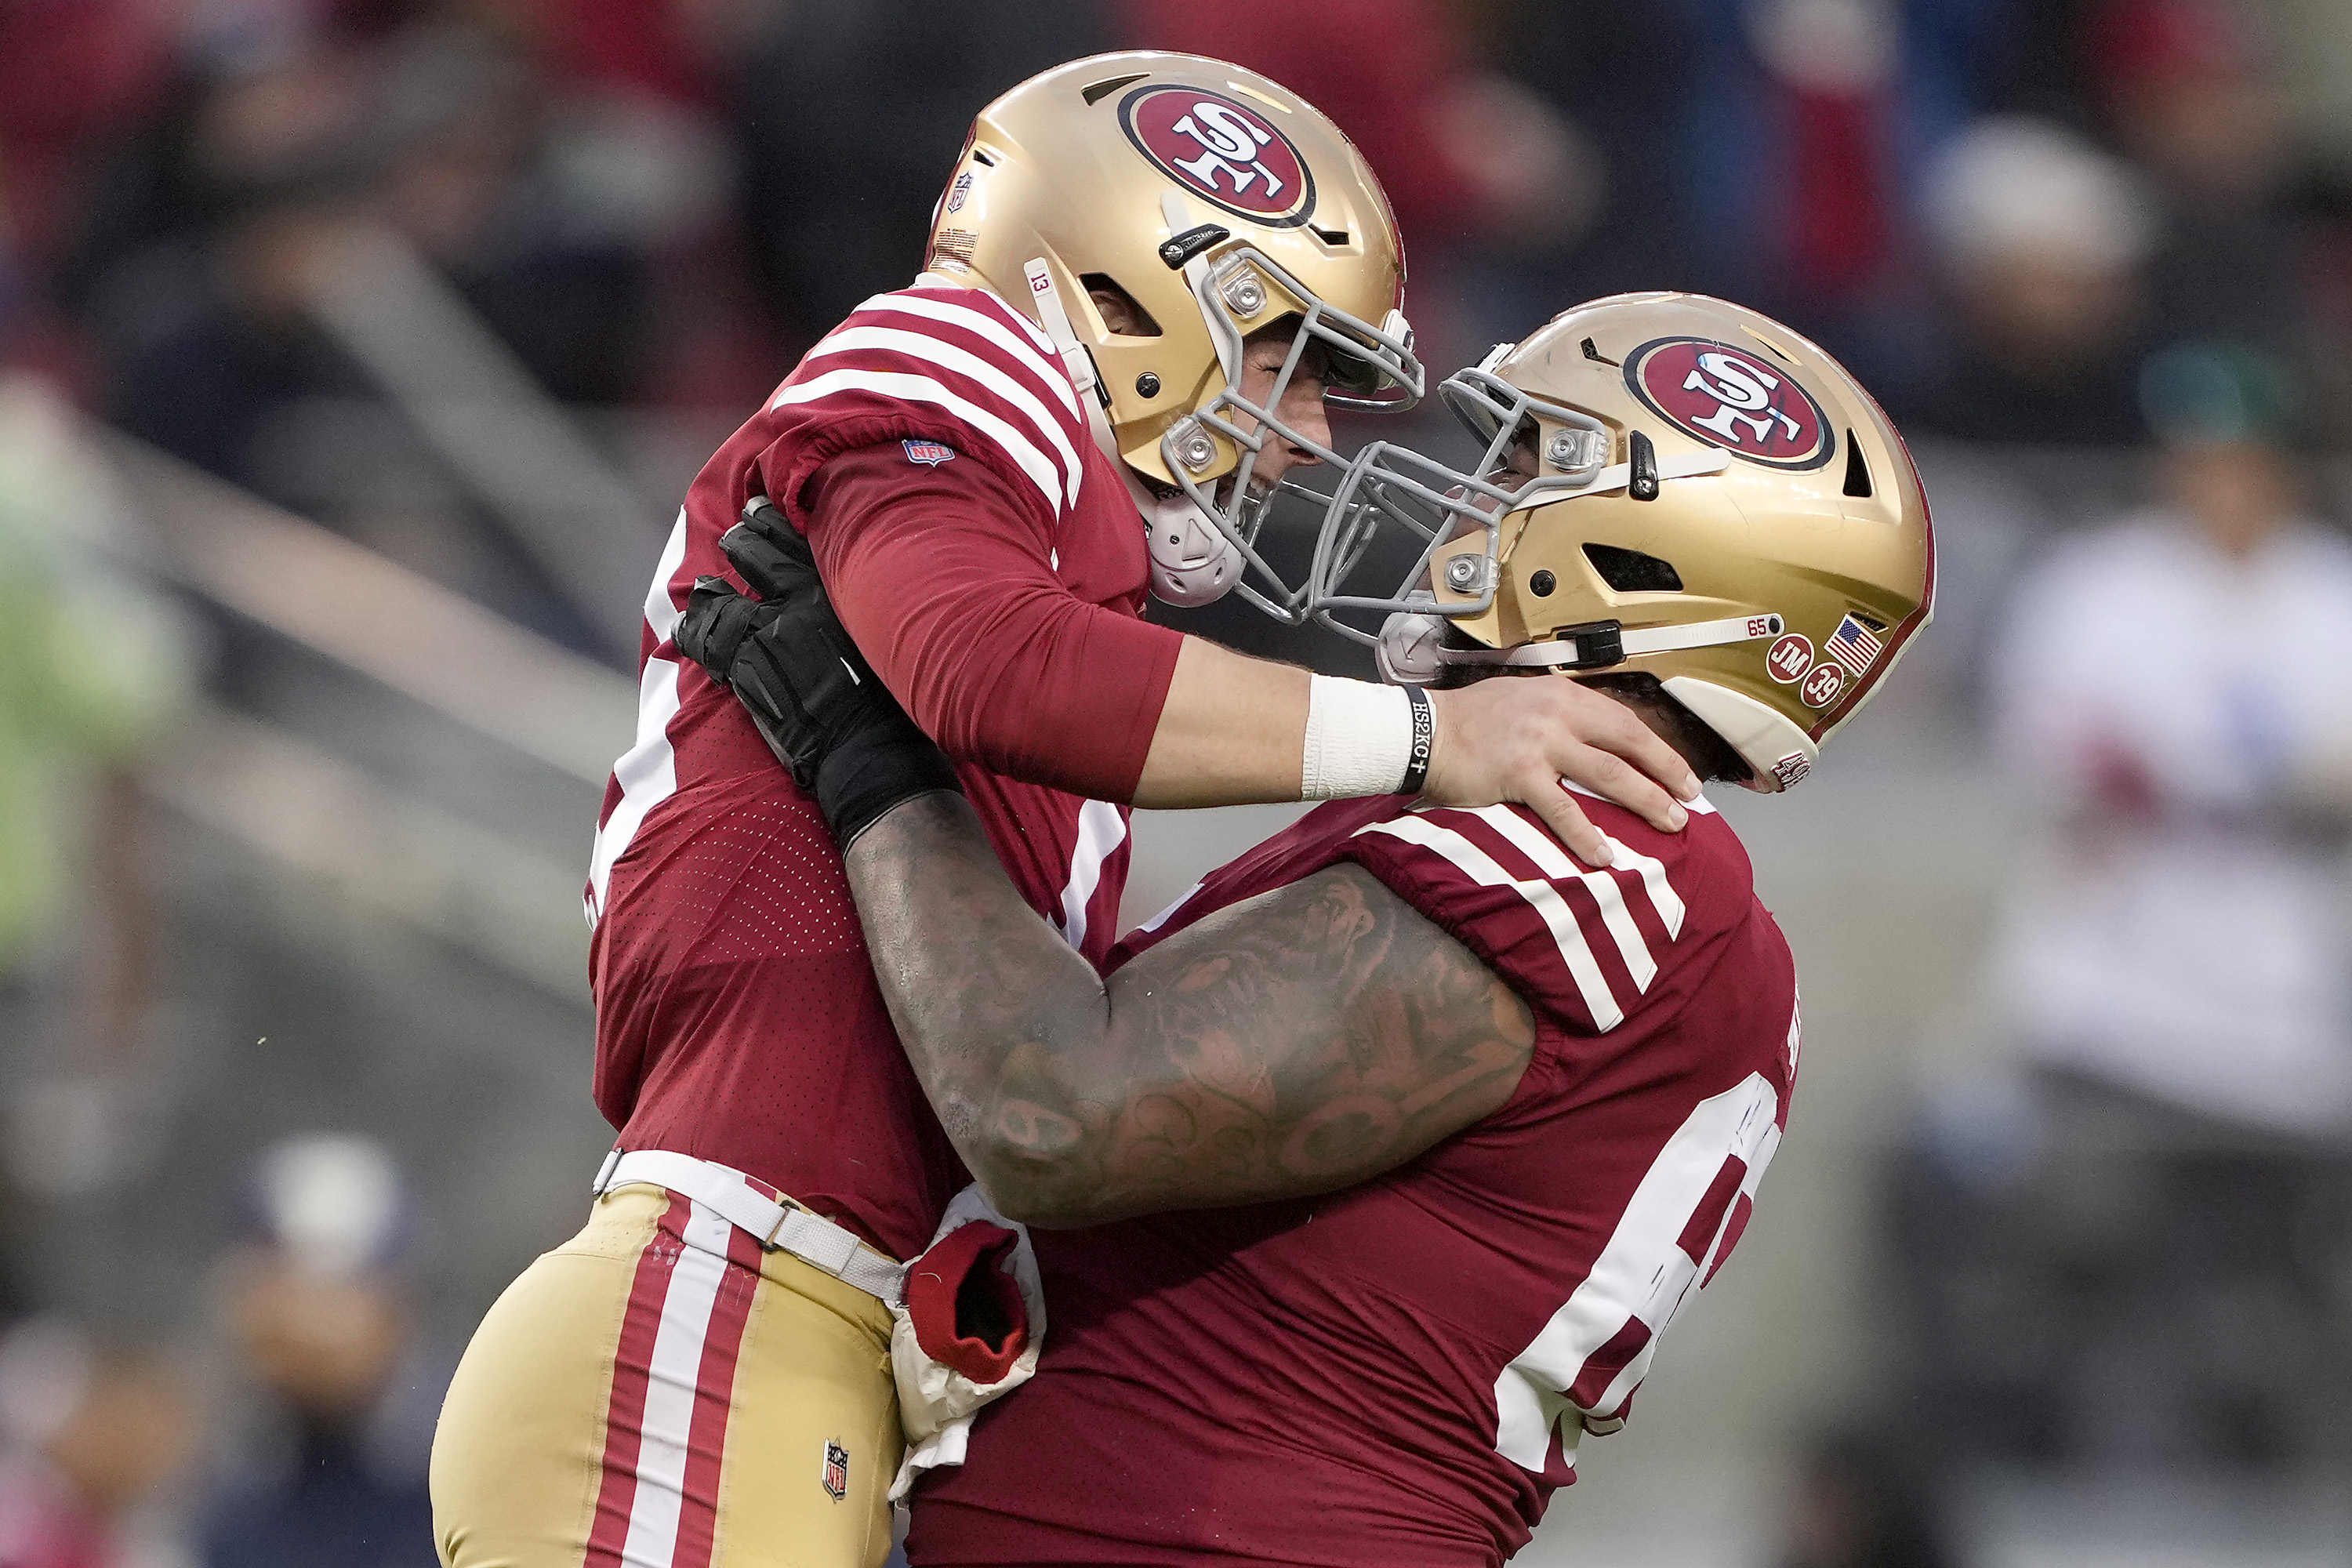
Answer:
[
  {"left": 754, "top": 286, "right": 1089, "bottom": 535},
  {"left": 1336, "top": 800, "right": 1702, "bottom": 1037},
  {"left": 800, "top": 443, "right": 1183, "bottom": 803}
]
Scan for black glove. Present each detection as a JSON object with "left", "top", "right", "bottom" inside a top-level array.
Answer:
[{"left": 673, "top": 497, "right": 962, "bottom": 846}]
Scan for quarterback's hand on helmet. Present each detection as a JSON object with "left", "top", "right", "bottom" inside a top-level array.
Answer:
[
  {"left": 673, "top": 498, "right": 962, "bottom": 846},
  {"left": 1422, "top": 679, "right": 1701, "bottom": 869}
]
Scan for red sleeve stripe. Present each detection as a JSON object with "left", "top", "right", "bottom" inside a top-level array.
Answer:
[
  {"left": 851, "top": 290, "right": 1080, "bottom": 423},
  {"left": 809, "top": 325, "right": 1083, "bottom": 509},
  {"left": 1356, "top": 812, "right": 1624, "bottom": 1031},
  {"left": 770, "top": 368, "right": 1067, "bottom": 514}
]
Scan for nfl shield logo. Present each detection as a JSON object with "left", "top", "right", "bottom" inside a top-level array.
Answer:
[
  {"left": 821, "top": 1439, "right": 849, "bottom": 1501},
  {"left": 902, "top": 439, "right": 956, "bottom": 467}
]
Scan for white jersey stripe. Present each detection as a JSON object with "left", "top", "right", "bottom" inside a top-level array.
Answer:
[
  {"left": 1604, "top": 838, "right": 1685, "bottom": 940},
  {"left": 1561, "top": 777, "right": 1717, "bottom": 817},
  {"left": 1452, "top": 807, "right": 1661, "bottom": 993},
  {"left": 619, "top": 1197, "right": 735, "bottom": 1567},
  {"left": 870, "top": 285, "right": 1059, "bottom": 361},
  {"left": 811, "top": 325, "right": 1082, "bottom": 507},
  {"left": 771, "top": 368, "right": 1062, "bottom": 514},
  {"left": 850, "top": 292, "right": 1082, "bottom": 423},
  {"left": 1130, "top": 880, "right": 1205, "bottom": 938},
  {"left": 586, "top": 510, "right": 690, "bottom": 926},
  {"left": 1054, "top": 798, "right": 1128, "bottom": 954},
  {"left": 1358, "top": 814, "right": 1622, "bottom": 1031},
  {"left": 1516, "top": 786, "right": 1695, "bottom": 936}
]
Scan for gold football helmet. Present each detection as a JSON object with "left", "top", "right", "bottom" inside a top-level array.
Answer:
[
  {"left": 924, "top": 51, "right": 1422, "bottom": 609},
  {"left": 1310, "top": 293, "right": 1933, "bottom": 791}
]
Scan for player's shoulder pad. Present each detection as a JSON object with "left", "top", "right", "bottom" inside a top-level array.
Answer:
[
  {"left": 1341, "top": 797, "right": 1752, "bottom": 1036},
  {"left": 769, "top": 285, "right": 1087, "bottom": 519}
]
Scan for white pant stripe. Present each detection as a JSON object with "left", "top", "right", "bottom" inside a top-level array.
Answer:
[{"left": 618, "top": 1200, "right": 735, "bottom": 1568}]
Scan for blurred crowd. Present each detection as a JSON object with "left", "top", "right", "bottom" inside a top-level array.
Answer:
[{"left": 5, "top": 1, "right": 2352, "bottom": 1563}]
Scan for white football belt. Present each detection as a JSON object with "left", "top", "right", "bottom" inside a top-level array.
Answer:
[{"left": 592, "top": 1147, "right": 909, "bottom": 1304}]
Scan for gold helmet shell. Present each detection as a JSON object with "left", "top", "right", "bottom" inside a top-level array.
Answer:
[
  {"left": 924, "top": 52, "right": 1423, "bottom": 614},
  {"left": 1313, "top": 293, "right": 1934, "bottom": 791}
]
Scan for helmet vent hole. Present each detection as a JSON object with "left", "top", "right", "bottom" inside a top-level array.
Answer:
[
  {"left": 1582, "top": 544, "right": 1683, "bottom": 593},
  {"left": 971, "top": 148, "right": 1000, "bottom": 168},
  {"left": 1311, "top": 225, "right": 1351, "bottom": 245},
  {"left": 1082, "top": 73, "right": 1149, "bottom": 106},
  {"left": 1080, "top": 274, "right": 1162, "bottom": 337},
  {"left": 1842, "top": 436, "right": 1873, "bottom": 498}
]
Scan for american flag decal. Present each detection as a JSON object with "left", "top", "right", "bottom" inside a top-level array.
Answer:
[
  {"left": 822, "top": 1439, "right": 849, "bottom": 1501},
  {"left": 1824, "top": 614, "right": 1883, "bottom": 677}
]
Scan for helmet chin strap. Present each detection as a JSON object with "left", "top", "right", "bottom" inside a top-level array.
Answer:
[
  {"left": 1025, "top": 255, "right": 1243, "bottom": 608},
  {"left": 1380, "top": 610, "right": 1784, "bottom": 681}
]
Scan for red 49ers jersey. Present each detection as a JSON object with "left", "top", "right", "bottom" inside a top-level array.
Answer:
[
  {"left": 586, "top": 282, "right": 1167, "bottom": 1262},
  {"left": 909, "top": 792, "right": 1801, "bottom": 1566}
]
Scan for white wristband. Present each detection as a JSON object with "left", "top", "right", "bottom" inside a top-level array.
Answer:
[{"left": 1301, "top": 675, "right": 1414, "bottom": 799}]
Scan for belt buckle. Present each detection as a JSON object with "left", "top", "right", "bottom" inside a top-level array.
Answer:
[{"left": 759, "top": 1196, "right": 800, "bottom": 1252}]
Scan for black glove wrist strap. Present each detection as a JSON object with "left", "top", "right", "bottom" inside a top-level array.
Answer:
[{"left": 815, "top": 727, "right": 965, "bottom": 850}]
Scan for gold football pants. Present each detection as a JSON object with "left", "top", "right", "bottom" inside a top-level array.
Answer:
[{"left": 431, "top": 1184, "right": 902, "bottom": 1568}]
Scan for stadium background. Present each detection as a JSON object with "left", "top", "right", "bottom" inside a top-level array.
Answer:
[{"left": 2, "top": 0, "right": 2350, "bottom": 1563}]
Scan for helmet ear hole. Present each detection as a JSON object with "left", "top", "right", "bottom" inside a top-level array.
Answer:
[
  {"left": 1081, "top": 275, "right": 1162, "bottom": 337},
  {"left": 1582, "top": 544, "right": 1683, "bottom": 593}
]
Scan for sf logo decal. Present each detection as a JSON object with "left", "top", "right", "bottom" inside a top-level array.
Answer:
[
  {"left": 1682, "top": 352, "right": 1804, "bottom": 448},
  {"left": 1120, "top": 85, "right": 1316, "bottom": 226},
  {"left": 1626, "top": 338, "right": 1835, "bottom": 470},
  {"left": 1170, "top": 101, "right": 1286, "bottom": 200}
]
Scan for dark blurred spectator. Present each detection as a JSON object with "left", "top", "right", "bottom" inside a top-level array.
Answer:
[
  {"left": 45, "top": 14, "right": 720, "bottom": 657},
  {"left": 730, "top": 0, "right": 1112, "bottom": 350},
  {"left": 200, "top": 1133, "right": 434, "bottom": 1568},
  {"left": 1895, "top": 343, "right": 2352, "bottom": 1468},
  {"left": 2089, "top": 0, "right": 2352, "bottom": 445},
  {"left": 1121, "top": 0, "right": 1597, "bottom": 366},
  {"left": 1908, "top": 116, "right": 2155, "bottom": 443},
  {"left": 1510, "top": 5, "right": 1705, "bottom": 307},
  {"left": 2092, "top": 0, "right": 2318, "bottom": 376},
  {"left": 1774, "top": 1431, "right": 1958, "bottom": 1568},
  {"left": 0, "top": 1319, "right": 195, "bottom": 1568},
  {"left": 80, "top": 20, "right": 659, "bottom": 490},
  {"left": 0, "top": 0, "right": 180, "bottom": 387},
  {"left": 1654, "top": 0, "right": 2017, "bottom": 396}
]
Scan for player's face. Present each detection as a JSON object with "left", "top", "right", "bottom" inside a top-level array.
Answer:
[{"left": 1230, "top": 319, "right": 1334, "bottom": 493}]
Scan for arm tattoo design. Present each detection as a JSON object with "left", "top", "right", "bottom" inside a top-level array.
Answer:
[{"left": 848, "top": 794, "right": 1537, "bottom": 1227}]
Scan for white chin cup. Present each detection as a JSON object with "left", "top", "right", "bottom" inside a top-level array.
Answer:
[
  {"left": 1374, "top": 596, "right": 1450, "bottom": 686},
  {"left": 1144, "top": 492, "right": 1243, "bottom": 608}
]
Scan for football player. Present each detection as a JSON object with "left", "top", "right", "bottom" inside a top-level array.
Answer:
[
  {"left": 430, "top": 53, "right": 1700, "bottom": 1568},
  {"left": 682, "top": 291, "right": 1933, "bottom": 1565}
]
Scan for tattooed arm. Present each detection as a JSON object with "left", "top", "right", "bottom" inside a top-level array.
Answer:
[{"left": 848, "top": 792, "right": 1537, "bottom": 1229}]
